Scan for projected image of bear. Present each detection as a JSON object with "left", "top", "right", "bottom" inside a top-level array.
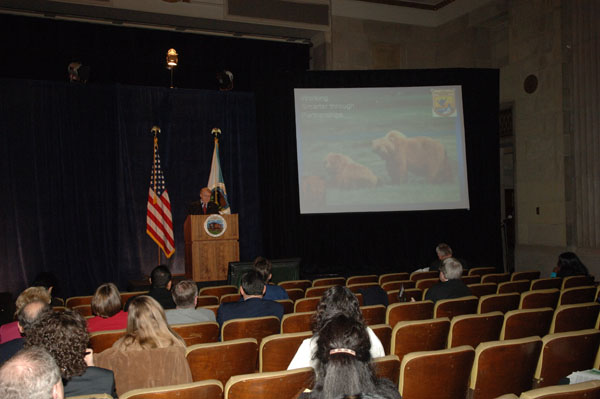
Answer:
[
  {"left": 324, "top": 152, "right": 378, "bottom": 189},
  {"left": 372, "top": 130, "right": 454, "bottom": 184}
]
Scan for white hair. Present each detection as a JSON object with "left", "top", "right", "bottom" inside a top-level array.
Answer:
[
  {"left": 440, "top": 258, "right": 463, "bottom": 280},
  {"left": 0, "top": 347, "right": 62, "bottom": 399}
]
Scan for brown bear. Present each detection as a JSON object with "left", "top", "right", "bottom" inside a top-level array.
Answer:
[
  {"left": 372, "top": 130, "right": 454, "bottom": 184},
  {"left": 324, "top": 152, "right": 378, "bottom": 189}
]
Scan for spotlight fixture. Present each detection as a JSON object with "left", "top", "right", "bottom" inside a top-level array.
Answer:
[{"left": 166, "top": 48, "right": 178, "bottom": 88}]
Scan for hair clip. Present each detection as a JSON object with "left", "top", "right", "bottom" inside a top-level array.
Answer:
[{"left": 329, "top": 348, "right": 356, "bottom": 356}]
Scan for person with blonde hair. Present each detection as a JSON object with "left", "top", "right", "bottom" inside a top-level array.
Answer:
[
  {"left": 0, "top": 287, "right": 51, "bottom": 344},
  {"left": 87, "top": 283, "right": 128, "bottom": 333},
  {"left": 94, "top": 295, "right": 192, "bottom": 396}
]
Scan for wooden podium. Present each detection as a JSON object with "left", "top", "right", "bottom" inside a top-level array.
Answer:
[{"left": 184, "top": 214, "right": 239, "bottom": 281}]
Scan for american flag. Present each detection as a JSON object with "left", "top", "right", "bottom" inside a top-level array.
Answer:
[{"left": 146, "top": 136, "right": 175, "bottom": 258}]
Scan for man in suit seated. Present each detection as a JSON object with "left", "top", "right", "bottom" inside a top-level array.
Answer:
[
  {"left": 0, "top": 300, "right": 50, "bottom": 365},
  {"left": 125, "top": 265, "right": 176, "bottom": 311},
  {"left": 166, "top": 280, "right": 216, "bottom": 325},
  {"left": 425, "top": 257, "right": 471, "bottom": 303},
  {"left": 188, "top": 187, "right": 220, "bottom": 215},
  {"left": 216, "top": 270, "right": 284, "bottom": 327}
]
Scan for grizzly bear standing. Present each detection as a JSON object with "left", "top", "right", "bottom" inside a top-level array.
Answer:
[{"left": 372, "top": 130, "right": 454, "bottom": 184}]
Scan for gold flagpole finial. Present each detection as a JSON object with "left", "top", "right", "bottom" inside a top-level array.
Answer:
[{"left": 151, "top": 126, "right": 161, "bottom": 136}]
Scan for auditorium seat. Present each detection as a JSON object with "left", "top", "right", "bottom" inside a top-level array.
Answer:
[
  {"left": 390, "top": 318, "right": 450, "bottom": 364},
  {"left": 381, "top": 280, "right": 416, "bottom": 292},
  {"left": 372, "top": 354, "right": 401, "bottom": 384},
  {"left": 533, "top": 329, "right": 600, "bottom": 388},
  {"left": 119, "top": 379, "right": 223, "bottom": 399},
  {"left": 171, "top": 321, "right": 220, "bottom": 346},
  {"left": 52, "top": 306, "right": 67, "bottom": 312},
  {"left": 387, "top": 288, "right": 423, "bottom": 304},
  {"left": 65, "top": 295, "right": 93, "bottom": 308},
  {"left": 415, "top": 278, "right": 440, "bottom": 291},
  {"left": 519, "top": 289, "right": 559, "bottom": 310},
  {"left": 347, "top": 282, "right": 380, "bottom": 293},
  {"left": 561, "top": 275, "right": 595, "bottom": 290},
  {"left": 378, "top": 272, "right": 410, "bottom": 285},
  {"left": 447, "top": 312, "right": 503, "bottom": 348},
  {"left": 477, "top": 292, "right": 520, "bottom": 314},
  {"left": 497, "top": 280, "right": 531, "bottom": 294},
  {"left": 89, "top": 329, "right": 126, "bottom": 353},
  {"left": 221, "top": 316, "right": 280, "bottom": 345},
  {"left": 72, "top": 304, "right": 93, "bottom": 317},
  {"left": 521, "top": 380, "right": 600, "bottom": 399},
  {"left": 481, "top": 273, "right": 511, "bottom": 285},
  {"left": 294, "top": 297, "right": 320, "bottom": 313},
  {"left": 360, "top": 304, "right": 386, "bottom": 326},
  {"left": 304, "top": 285, "right": 335, "bottom": 298},
  {"left": 198, "top": 285, "right": 238, "bottom": 300},
  {"left": 468, "top": 267, "right": 497, "bottom": 277},
  {"left": 386, "top": 301, "right": 434, "bottom": 327},
  {"left": 119, "top": 291, "right": 148, "bottom": 306},
  {"left": 499, "top": 308, "right": 553, "bottom": 340},
  {"left": 370, "top": 324, "right": 392, "bottom": 355},
  {"left": 557, "top": 286, "right": 597, "bottom": 306},
  {"left": 201, "top": 305, "right": 219, "bottom": 318},
  {"left": 468, "top": 336, "right": 542, "bottom": 399},
  {"left": 410, "top": 270, "right": 439, "bottom": 282},
  {"left": 278, "top": 280, "right": 311, "bottom": 292},
  {"left": 549, "top": 302, "right": 600, "bottom": 334},
  {"left": 311, "top": 277, "right": 345, "bottom": 287},
  {"left": 275, "top": 299, "right": 294, "bottom": 315},
  {"left": 186, "top": 338, "right": 258, "bottom": 384},
  {"left": 462, "top": 275, "right": 481, "bottom": 285},
  {"left": 282, "top": 288, "right": 304, "bottom": 302},
  {"left": 220, "top": 293, "right": 241, "bottom": 303},
  {"left": 195, "top": 295, "right": 219, "bottom": 307},
  {"left": 68, "top": 394, "right": 114, "bottom": 399},
  {"left": 346, "top": 274, "right": 378, "bottom": 285},
  {"left": 434, "top": 296, "right": 478, "bottom": 319},
  {"left": 224, "top": 368, "right": 314, "bottom": 399},
  {"left": 511, "top": 270, "right": 541, "bottom": 282},
  {"left": 530, "top": 278, "right": 562, "bottom": 291},
  {"left": 280, "top": 311, "right": 314, "bottom": 333},
  {"left": 259, "top": 331, "right": 312, "bottom": 372},
  {"left": 467, "top": 283, "right": 498, "bottom": 298},
  {"left": 399, "top": 346, "right": 474, "bottom": 399}
]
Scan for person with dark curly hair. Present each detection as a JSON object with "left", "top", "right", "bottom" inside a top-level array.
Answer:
[
  {"left": 87, "top": 283, "right": 128, "bottom": 333},
  {"left": 552, "top": 252, "right": 590, "bottom": 278},
  {"left": 307, "top": 314, "right": 400, "bottom": 399},
  {"left": 24, "top": 310, "right": 116, "bottom": 398},
  {"left": 288, "top": 286, "right": 385, "bottom": 370}
]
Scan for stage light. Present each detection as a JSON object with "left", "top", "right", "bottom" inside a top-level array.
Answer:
[{"left": 166, "top": 48, "right": 178, "bottom": 88}]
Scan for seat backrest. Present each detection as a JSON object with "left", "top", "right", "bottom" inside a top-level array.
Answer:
[
  {"left": 468, "top": 267, "right": 497, "bottom": 277},
  {"left": 283, "top": 288, "right": 304, "bottom": 302},
  {"left": 467, "top": 283, "right": 498, "bottom": 298},
  {"left": 278, "top": 280, "right": 311, "bottom": 292},
  {"left": 378, "top": 272, "right": 410, "bottom": 285},
  {"left": 550, "top": 302, "right": 600, "bottom": 334},
  {"left": 293, "top": 297, "right": 320, "bottom": 313},
  {"left": 399, "top": 345, "right": 475, "bottom": 399},
  {"left": 346, "top": 282, "right": 380, "bottom": 294},
  {"left": 519, "top": 289, "right": 560, "bottom": 310},
  {"left": 186, "top": 338, "right": 258, "bottom": 384},
  {"left": 119, "top": 291, "right": 148, "bottom": 306},
  {"left": 119, "top": 379, "right": 223, "bottom": 399},
  {"left": 558, "top": 286, "right": 597, "bottom": 306},
  {"left": 275, "top": 299, "right": 294, "bottom": 315},
  {"left": 72, "top": 304, "right": 93, "bottom": 317},
  {"left": 171, "top": 321, "right": 220, "bottom": 346},
  {"left": 434, "top": 296, "right": 478, "bottom": 319},
  {"left": 304, "top": 285, "right": 335, "bottom": 298},
  {"left": 370, "top": 324, "right": 392, "bottom": 355},
  {"left": 390, "top": 317, "right": 450, "bottom": 364},
  {"left": 372, "top": 354, "right": 401, "bottom": 384},
  {"left": 89, "top": 329, "right": 126, "bottom": 353},
  {"left": 477, "top": 292, "right": 520, "bottom": 314},
  {"left": 530, "top": 277, "right": 563, "bottom": 291},
  {"left": 221, "top": 316, "right": 281, "bottom": 345},
  {"left": 346, "top": 275, "right": 378, "bottom": 285},
  {"left": 410, "top": 271, "right": 440, "bottom": 282},
  {"left": 311, "top": 277, "right": 345, "bottom": 287},
  {"left": 561, "top": 275, "right": 595, "bottom": 290},
  {"left": 534, "top": 329, "right": 600, "bottom": 388},
  {"left": 415, "top": 278, "right": 440, "bottom": 291},
  {"left": 511, "top": 270, "right": 541, "bottom": 282},
  {"left": 386, "top": 300, "right": 434, "bottom": 327},
  {"left": 469, "top": 336, "right": 542, "bottom": 399},
  {"left": 201, "top": 305, "right": 219, "bottom": 318},
  {"left": 481, "top": 273, "right": 511, "bottom": 285},
  {"left": 220, "top": 293, "right": 241, "bottom": 303},
  {"left": 497, "top": 280, "right": 531, "bottom": 294},
  {"left": 461, "top": 275, "right": 481, "bottom": 285},
  {"left": 199, "top": 285, "right": 238, "bottom": 300},
  {"left": 196, "top": 295, "right": 219, "bottom": 307},
  {"left": 521, "top": 380, "right": 600, "bottom": 399},
  {"left": 224, "top": 368, "right": 314, "bottom": 399},
  {"left": 65, "top": 295, "right": 94, "bottom": 308},
  {"left": 360, "top": 304, "right": 386, "bottom": 325},
  {"left": 67, "top": 394, "right": 114, "bottom": 399},
  {"left": 447, "top": 312, "right": 503, "bottom": 348},
  {"left": 381, "top": 280, "right": 416, "bottom": 292},
  {"left": 500, "top": 308, "right": 554, "bottom": 340},
  {"left": 259, "top": 331, "right": 312, "bottom": 372},
  {"left": 280, "top": 311, "right": 314, "bottom": 333}
]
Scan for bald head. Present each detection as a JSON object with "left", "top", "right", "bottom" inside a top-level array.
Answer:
[{"left": 17, "top": 300, "right": 51, "bottom": 334}]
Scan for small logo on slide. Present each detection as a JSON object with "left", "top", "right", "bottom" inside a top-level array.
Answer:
[
  {"left": 204, "top": 214, "right": 227, "bottom": 237},
  {"left": 432, "top": 89, "right": 457, "bottom": 117}
]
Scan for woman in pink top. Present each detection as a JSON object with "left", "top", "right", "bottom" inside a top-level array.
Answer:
[{"left": 87, "top": 283, "right": 128, "bottom": 333}]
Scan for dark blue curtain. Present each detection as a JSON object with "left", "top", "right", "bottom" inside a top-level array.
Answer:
[{"left": 0, "top": 79, "right": 260, "bottom": 297}]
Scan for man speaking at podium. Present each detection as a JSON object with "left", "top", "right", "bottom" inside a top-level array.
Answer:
[{"left": 188, "top": 187, "right": 220, "bottom": 215}]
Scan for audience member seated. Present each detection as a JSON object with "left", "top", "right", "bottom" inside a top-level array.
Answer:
[
  {"left": 94, "top": 295, "right": 192, "bottom": 396},
  {"left": 166, "top": 280, "right": 216, "bottom": 325},
  {"left": 124, "top": 265, "right": 176, "bottom": 311},
  {"left": 0, "top": 286, "right": 51, "bottom": 344},
  {"left": 24, "top": 310, "right": 116, "bottom": 398},
  {"left": 552, "top": 252, "right": 590, "bottom": 278},
  {"left": 305, "top": 314, "right": 400, "bottom": 399},
  {"left": 217, "top": 270, "right": 284, "bottom": 327},
  {"left": 254, "top": 256, "right": 289, "bottom": 301},
  {"left": 288, "top": 286, "right": 385, "bottom": 370},
  {"left": 0, "top": 346, "right": 64, "bottom": 399},
  {"left": 31, "top": 271, "right": 64, "bottom": 307},
  {"left": 429, "top": 243, "right": 468, "bottom": 272},
  {"left": 0, "top": 300, "right": 50, "bottom": 365},
  {"left": 424, "top": 258, "right": 471, "bottom": 304},
  {"left": 87, "top": 283, "right": 128, "bottom": 333}
]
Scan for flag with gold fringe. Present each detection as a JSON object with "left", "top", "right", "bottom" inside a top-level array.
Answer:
[{"left": 207, "top": 128, "right": 231, "bottom": 214}]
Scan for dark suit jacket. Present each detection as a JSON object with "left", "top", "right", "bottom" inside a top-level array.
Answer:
[
  {"left": 188, "top": 201, "right": 220, "bottom": 215},
  {"left": 124, "top": 287, "right": 176, "bottom": 311},
  {"left": 424, "top": 279, "right": 472, "bottom": 303},
  {"left": 216, "top": 297, "right": 284, "bottom": 327},
  {"left": 64, "top": 366, "right": 116, "bottom": 398},
  {"left": 0, "top": 338, "right": 23, "bottom": 365}
]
